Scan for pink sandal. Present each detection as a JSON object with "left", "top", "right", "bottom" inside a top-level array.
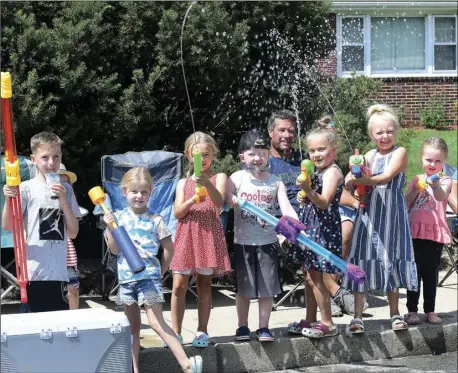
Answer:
[
  {"left": 302, "top": 322, "right": 338, "bottom": 339},
  {"left": 287, "top": 319, "right": 316, "bottom": 335}
]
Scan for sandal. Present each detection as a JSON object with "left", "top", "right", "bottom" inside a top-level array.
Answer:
[
  {"left": 391, "top": 315, "right": 408, "bottom": 331},
  {"left": 302, "top": 322, "right": 338, "bottom": 339},
  {"left": 349, "top": 318, "right": 365, "bottom": 334},
  {"left": 192, "top": 332, "right": 209, "bottom": 348},
  {"left": 287, "top": 319, "right": 316, "bottom": 335},
  {"left": 405, "top": 312, "right": 420, "bottom": 325},
  {"left": 164, "top": 333, "right": 183, "bottom": 348}
]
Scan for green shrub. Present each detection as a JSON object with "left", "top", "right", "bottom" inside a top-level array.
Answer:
[{"left": 420, "top": 99, "right": 447, "bottom": 129}]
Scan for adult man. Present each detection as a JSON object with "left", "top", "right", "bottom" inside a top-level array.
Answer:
[{"left": 267, "top": 110, "right": 357, "bottom": 316}]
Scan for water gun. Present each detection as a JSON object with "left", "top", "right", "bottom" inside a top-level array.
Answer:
[
  {"left": 297, "top": 159, "right": 314, "bottom": 208},
  {"left": 416, "top": 172, "right": 443, "bottom": 192},
  {"left": 1, "top": 72, "right": 29, "bottom": 308},
  {"left": 193, "top": 151, "right": 208, "bottom": 204},
  {"left": 350, "top": 149, "right": 371, "bottom": 209},
  {"left": 89, "top": 186, "right": 146, "bottom": 274}
]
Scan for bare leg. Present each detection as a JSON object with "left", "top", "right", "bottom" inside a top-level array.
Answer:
[
  {"left": 171, "top": 273, "right": 190, "bottom": 335},
  {"left": 387, "top": 289, "right": 400, "bottom": 317},
  {"left": 354, "top": 292, "right": 366, "bottom": 319},
  {"left": 236, "top": 294, "right": 250, "bottom": 328},
  {"left": 123, "top": 304, "right": 142, "bottom": 373},
  {"left": 196, "top": 274, "right": 212, "bottom": 334},
  {"left": 304, "top": 270, "right": 318, "bottom": 323},
  {"left": 323, "top": 273, "right": 341, "bottom": 297},
  {"left": 67, "top": 284, "right": 79, "bottom": 310},
  {"left": 306, "top": 269, "right": 333, "bottom": 326},
  {"left": 146, "top": 304, "right": 193, "bottom": 373},
  {"left": 258, "top": 297, "right": 273, "bottom": 329}
]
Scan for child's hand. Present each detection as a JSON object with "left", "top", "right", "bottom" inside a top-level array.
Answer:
[
  {"left": 296, "top": 176, "right": 311, "bottom": 192},
  {"left": 3, "top": 185, "right": 18, "bottom": 198},
  {"left": 103, "top": 211, "right": 116, "bottom": 229},
  {"left": 230, "top": 195, "right": 239, "bottom": 208},
  {"left": 51, "top": 183, "right": 68, "bottom": 203},
  {"left": 195, "top": 173, "right": 210, "bottom": 187},
  {"left": 296, "top": 192, "right": 306, "bottom": 204},
  {"left": 352, "top": 174, "right": 370, "bottom": 186}
]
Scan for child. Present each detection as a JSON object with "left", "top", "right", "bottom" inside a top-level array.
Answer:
[
  {"left": 342, "top": 104, "right": 418, "bottom": 334},
  {"left": 226, "top": 129, "right": 299, "bottom": 342},
  {"left": 2, "top": 132, "right": 81, "bottom": 313},
  {"left": 288, "top": 120, "right": 344, "bottom": 339},
  {"left": 58, "top": 163, "right": 80, "bottom": 310},
  {"left": 405, "top": 137, "right": 452, "bottom": 325},
  {"left": 171, "top": 132, "right": 231, "bottom": 348},
  {"left": 103, "top": 167, "right": 202, "bottom": 373}
]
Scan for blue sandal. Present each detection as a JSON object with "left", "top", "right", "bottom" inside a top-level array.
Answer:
[{"left": 192, "top": 332, "right": 209, "bottom": 348}]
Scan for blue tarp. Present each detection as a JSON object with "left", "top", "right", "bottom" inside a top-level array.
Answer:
[
  {"left": 99, "top": 151, "right": 184, "bottom": 237},
  {"left": 1, "top": 155, "right": 36, "bottom": 248}
]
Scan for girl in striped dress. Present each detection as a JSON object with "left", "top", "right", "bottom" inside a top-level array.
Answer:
[{"left": 342, "top": 104, "right": 418, "bottom": 334}]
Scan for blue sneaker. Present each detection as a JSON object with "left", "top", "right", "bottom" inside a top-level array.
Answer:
[
  {"left": 256, "top": 328, "right": 274, "bottom": 342},
  {"left": 235, "top": 326, "right": 251, "bottom": 341}
]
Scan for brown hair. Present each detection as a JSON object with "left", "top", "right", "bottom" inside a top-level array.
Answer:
[
  {"left": 30, "top": 132, "right": 63, "bottom": 154},
  {"left": 120, "top": 167, "right": 153, "bottom": 193},
  {"left": 306, "top": 115, "right": 338, "bottom": 146},
  {"left": 421, "top": 136, "right": 449, "bottom": 158}
]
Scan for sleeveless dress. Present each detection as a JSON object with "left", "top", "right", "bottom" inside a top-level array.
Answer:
[
  {"left": 171, "top": 175, "right": 232, "bottom": 276},
  {"left": 342, "top": 148, "right": 418, "bottom": 293},
  {"left": 294, "top": 164, "right": 344, "bottom": 274}
]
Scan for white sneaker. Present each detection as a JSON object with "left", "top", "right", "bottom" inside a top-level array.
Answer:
[{"left": 190, "top": 356, "right": 203, "bottom": 373}]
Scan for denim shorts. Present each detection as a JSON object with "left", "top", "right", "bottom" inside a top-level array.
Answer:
[
  {"left": 339, "top": 205, "right": 357, "bottom": 224},
  {"left": 116, "top": 279, "right": 164, "bottom": 307},
  {"left": 67, "top": 267, "right": 79, "bottom": 289}
]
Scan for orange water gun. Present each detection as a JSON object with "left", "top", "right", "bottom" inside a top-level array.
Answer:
[
  {"left": 297, "top": 159, "right": 314, "bottom": 208},
  {"left": 193, "top": 151, "right": 208, "bottom": 204},
  {"left": 350, "top": 149, "right": 371, "bottom": 210},
  {"left": 1, "top": 72, "right": 29, "bottom": 308},
  {"left": 416, "top": 172, "right": 443, "bottom": 192}
]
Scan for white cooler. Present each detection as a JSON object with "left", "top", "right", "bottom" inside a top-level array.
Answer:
[{"left": 1, "top": 308, "right": 132, "bottom": 372}]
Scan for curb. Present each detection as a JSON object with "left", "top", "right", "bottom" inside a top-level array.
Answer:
[{"left": 139, "top": 322, "right": 457, "bottom": 373}]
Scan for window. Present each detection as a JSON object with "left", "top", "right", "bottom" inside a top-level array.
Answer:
[
  {"left": 371, "top": 17, "right": 425, "bottom": 72},
  {"left": 341, "top": 17, "right": 364, "bottom": 72},
  {"left": 338, "top": 14, "right": 458, "bottom": 77},
  {"left": 434, "top": 16, "right": 457, "bottom": 71}
]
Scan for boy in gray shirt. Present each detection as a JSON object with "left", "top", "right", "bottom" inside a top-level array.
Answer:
[{"left": 2, "top": 132, "right": 80, "bottom": 312}]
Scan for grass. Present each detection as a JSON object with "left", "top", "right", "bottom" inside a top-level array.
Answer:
[{"left": 403, "top": 129, "right": 457, "bottom": 183}]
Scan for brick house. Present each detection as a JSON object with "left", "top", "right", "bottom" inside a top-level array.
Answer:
[{"left": 318, "top": 1, "right": 457, "bottom": 127}]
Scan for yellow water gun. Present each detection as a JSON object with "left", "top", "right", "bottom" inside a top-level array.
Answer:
[{"left": 297, "top": 159, "right": 314, "bottom": 208}]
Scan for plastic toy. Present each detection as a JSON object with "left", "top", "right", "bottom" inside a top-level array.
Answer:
[
  {"left": 350, "top": 149, "right": 371, "bottom": 209},
  {"left": 416, "top": 172, "right": 443, "bottom": 192},
  {"left": 1, "top": 72, "right": 29, "bottom": 310},
  {"left": 193, "top": 151, "right": 208, "bottom": 204},
  {"left": 89, "top": 186, "right": 146, "bottom": 274},
  {"left": 297, "top": 159, "right": 314, "bottom": 208}
]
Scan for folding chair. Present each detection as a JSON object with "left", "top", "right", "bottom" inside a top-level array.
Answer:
[
  {"left": 95, "top": 151, "right": 198, "bottom": 299},
  {"left": 1, "top": 156, "right": 35, "bottom": 302}
]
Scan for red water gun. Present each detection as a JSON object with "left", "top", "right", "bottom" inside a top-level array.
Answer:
[
  {"left": 349, "top": 148, "right": 371, "bottom": 210},
  {"left": 1, "top": 72, "right": 29, "bottom": 307}
]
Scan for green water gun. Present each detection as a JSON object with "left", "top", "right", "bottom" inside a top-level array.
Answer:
[{"left": 193, "top": 151, "right": 208, "bottom": 204}]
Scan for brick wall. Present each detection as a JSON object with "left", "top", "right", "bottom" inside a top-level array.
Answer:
[
  {"left": 315, "top": 13, "right": 458, "bottom": 128},
  {"left": 374, "top": 78, "right": 457, "bottom": 128}
]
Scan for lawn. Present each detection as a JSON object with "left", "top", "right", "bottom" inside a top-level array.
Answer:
[{"left": 404, "top": 129, "right": 457, "bottom": 183}]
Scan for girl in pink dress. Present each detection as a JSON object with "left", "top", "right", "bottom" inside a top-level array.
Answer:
[
  {"left": 405, "top": 137, "right": 452, "bottom": 325},
  {"left": 171, "top": 132, "right": 231, "bottom": 348}
]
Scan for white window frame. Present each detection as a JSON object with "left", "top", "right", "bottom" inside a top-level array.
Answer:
[
  {"left": 432, "top": 15, "right": 457, "bottom": 73},
  {"left": 337, "top": 14, "right": 458, "bottom": 78},
  {"left": 339, "top": 16, "right": 366, "bottom": 74}
]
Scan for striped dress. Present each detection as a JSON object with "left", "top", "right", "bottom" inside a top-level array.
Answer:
[{"left": 342, "top": 148, "right": 418, "bottom": 293}]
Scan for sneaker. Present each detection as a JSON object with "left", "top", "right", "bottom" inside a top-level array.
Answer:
[
  {"left": 427, "top": 312, "right": 442, "bottom": 324},
  {"left": 333, "top": 288, "right": 368, "bottom": 315},
  {"left": 235, "top": 326, "right": 251, "bottom": 341},
  {"left": 405, "top": 312, "right": 420, "bottom": 325},
  {"left": 190, "top": 356, "right": 203, "bottom": 373},
  {"left": 330, "top": 297, "right": 343, "bottom": 317},
  {"left": 256, "top": 327, "right": 274, "bottom": 342}
]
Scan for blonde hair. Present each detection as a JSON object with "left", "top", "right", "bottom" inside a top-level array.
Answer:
[
  {"left": 120, "top": 167, "right": 153, "bottom": 193},
  {"left": 184, "top": 131, "right": 219, "bottom": 159},
  {"left": 30, "top": 132, "right": 63, "bottom": 154},
  {"left": 366, "top": 104, "right": 400, "bottom": 132},
  {"left": 421, "top": 136, "right": 449, "bottom": 158},
  {"left": 306, "top": 115, "right": 338, "bottom": 147}
]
